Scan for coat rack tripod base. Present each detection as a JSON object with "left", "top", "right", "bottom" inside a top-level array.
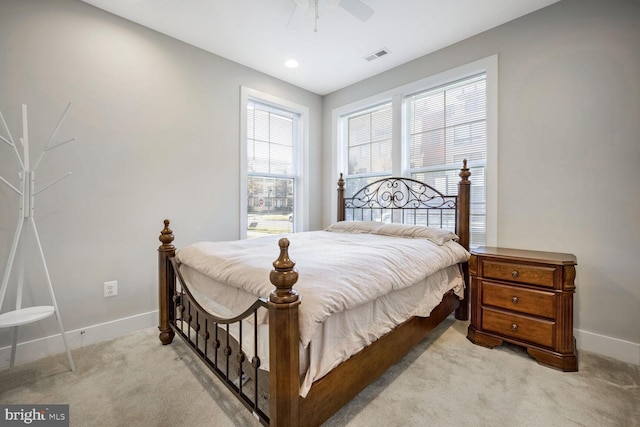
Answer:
[{"left": 0, "top": 104, "right": 75, "bottom": 371}]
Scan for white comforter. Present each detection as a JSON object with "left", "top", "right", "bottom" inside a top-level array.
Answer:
[{"left": 176, "top": 222, "right": 470, "bottom": 347}]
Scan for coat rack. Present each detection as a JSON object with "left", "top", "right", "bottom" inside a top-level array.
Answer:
[{"left": 0, "top": 104, "right": 75, "bottom": 370}]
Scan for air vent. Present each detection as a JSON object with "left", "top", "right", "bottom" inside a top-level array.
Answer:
[{"left": 364, "top": 48, "right": 390, "bottom": 62}]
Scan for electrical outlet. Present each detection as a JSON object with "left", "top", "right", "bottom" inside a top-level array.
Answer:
[{"left": 104, "top": 280, "right": 117, "bottom": 297}]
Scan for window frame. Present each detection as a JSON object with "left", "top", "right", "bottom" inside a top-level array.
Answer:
[
  {"left": 240, "top": 87, "right": 309, "bottom": 239},
  {"left": 332, "top": 56, "right": 498, "bottom": 247}
]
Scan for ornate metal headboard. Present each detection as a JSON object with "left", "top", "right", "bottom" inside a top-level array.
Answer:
[
  {"left": 339, "top": 176, "right": 459, "bottom": 231},
  {"left": 335, "top": 160, "right": 471, "bottom": 250}
]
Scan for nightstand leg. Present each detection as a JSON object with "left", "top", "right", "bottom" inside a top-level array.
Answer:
[
  {"left": 467, "top": 325, "right": 503, "bottom": 348},
  {"left": 526, "top": 347, "right": 578, "bottom": 372}
]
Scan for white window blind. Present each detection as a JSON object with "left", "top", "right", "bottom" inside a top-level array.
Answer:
[
  {"left": 247, "top": 100, "right": 296, "bottom": 175},
  {"left": 406, "top": 73, "right": 487, "bottom": 247}
]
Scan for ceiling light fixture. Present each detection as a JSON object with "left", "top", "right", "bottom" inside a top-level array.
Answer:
[{"left": 285, "top": 59, "right": 299, "bottom": 68}]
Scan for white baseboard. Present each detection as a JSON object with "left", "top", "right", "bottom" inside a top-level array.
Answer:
[
  {"left": 2, "top": 313, "right": 638, "bottom": 369},
  {"left": 0, "top": 310, "right": 158, "bottom": 369},
  {"left": 575, "top": 328, "right": 640, "bottom": 365}
]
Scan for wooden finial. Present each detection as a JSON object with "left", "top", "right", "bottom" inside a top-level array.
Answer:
[
  {"left": 269, "top": 238, "right": 299, "bottom": 304},
  {"left": 337, "top": 173, "right": 345, "bottom": 222},
  {"left": 159, "top": 219, "right": 175, "bottom": 249},
  {"left": 459, "top": 159, "right": 471, "bottom": 182}
]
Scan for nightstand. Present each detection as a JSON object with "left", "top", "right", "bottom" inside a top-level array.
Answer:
[{"left": 467, "top": 247, "right": 578, "bottom": 371}]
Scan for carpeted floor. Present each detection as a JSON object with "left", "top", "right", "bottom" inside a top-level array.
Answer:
[{"left": 1, "top": 319, "right": 638, "bottom": 426}]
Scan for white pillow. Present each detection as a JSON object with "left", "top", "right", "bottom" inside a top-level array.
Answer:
[
  {"left": 376, "top": 223, "right": 459, "bottom": 245},
  {"left": 325, "top": 221, "right": 382, "bottom": 234},
  {"left": 326, "top": 221, "right": 458, "bottom": 245}
]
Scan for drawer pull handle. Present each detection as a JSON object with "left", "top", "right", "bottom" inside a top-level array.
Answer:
[
  {"left": 512, "top": 296, "right": 519, "bottom": 304},
  {"left": 511, "top": 270, "right": 519, "bottom": 278},
  {"left": 511, "top": 323, "right": 519, "bottom": 331}
]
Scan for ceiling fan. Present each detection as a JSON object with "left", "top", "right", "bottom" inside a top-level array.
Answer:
[{"left": 288, "top": 0, "right": 375, "bottom": 31}]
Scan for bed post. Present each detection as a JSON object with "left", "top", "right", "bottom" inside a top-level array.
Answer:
[
  {"left": 158, "top": 219, "right": 176, "bottom": 345},
  {"left": 337, "top": 173, "right": 345, "bottom": 222},
  {"left": 268, "top": 238, "right": 301, "bottom": 426},
  {"left": 455, "top": 160, "right": 471, "bottom": 321}
]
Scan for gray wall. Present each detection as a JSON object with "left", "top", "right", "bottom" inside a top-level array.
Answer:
[
  {"left": 323, "top": 0, "right": 640, "bottom": 350},
  {"left": 0, "top": 0, "right": 322, "bottom": 345}
]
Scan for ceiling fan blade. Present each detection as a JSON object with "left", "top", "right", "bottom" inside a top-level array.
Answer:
[
  {"left": 287, "top": 0, "right": 312, "bottom": 30},
  {"left": 339, "top": 0, "right": 374, "bottom": 22}
]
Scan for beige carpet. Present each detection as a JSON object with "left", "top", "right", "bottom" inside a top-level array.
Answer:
[{"left": 1, "top": 319, "right": 638, "bottom": 426}]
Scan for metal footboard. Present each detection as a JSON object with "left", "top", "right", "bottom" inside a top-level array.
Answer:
[{"left": 169, "top": 257, "right": 271, "bottom": 425}]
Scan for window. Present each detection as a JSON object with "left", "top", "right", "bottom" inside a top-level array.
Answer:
[
  {"left": 241, "top": 88, "right": 308, "bottom": 239},
  {"left": 334, "top": 57, "right": 497, "bottom": 247}
]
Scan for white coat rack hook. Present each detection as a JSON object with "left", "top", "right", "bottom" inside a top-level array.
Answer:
[
  {"left": 0, "top": 109, "right": 24, "bottom": 170},
  {"left": 33, "top": 102, "right": 74, "bottom": 171}
]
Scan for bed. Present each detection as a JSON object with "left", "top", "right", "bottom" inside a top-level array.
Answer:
[{"left": 157, "top": 160, "right": 472, "bottom": 426}]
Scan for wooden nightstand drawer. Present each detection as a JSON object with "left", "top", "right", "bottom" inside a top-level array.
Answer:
[
  {"left": 482, "top": 259, "right": 556, "bottom": 288},
  {"left": 481, "top": 281, "right": 556, "bottom": 318},
  {"left": 482, "top": 308, "right": 555, "bottom": 348}
]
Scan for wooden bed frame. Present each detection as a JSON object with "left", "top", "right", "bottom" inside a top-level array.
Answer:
[{"left": 157, "top": 161, "right": 471, "bottom": 427}]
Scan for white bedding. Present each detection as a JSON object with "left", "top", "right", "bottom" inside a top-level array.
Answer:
[{"left": 175, "top": 222, "right": 470, "bottom": 397}]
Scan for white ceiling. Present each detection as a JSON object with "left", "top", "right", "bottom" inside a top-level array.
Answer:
[{"left": 81, "top": 0, "right": 560, "bottom": 95}]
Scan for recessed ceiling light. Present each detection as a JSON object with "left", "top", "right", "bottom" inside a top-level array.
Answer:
[{"left": 284, "top": 59, "right": 299, "bottom": 68}]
